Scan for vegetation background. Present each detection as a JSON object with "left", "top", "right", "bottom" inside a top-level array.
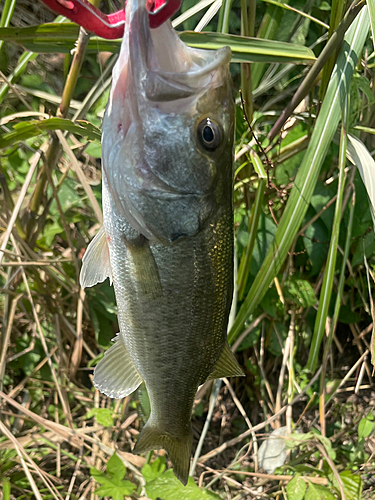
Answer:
[{"left": 0, "top": 0, "right": 374, "bottom": 499}]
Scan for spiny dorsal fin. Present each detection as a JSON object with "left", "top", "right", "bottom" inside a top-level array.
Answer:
[
  {"left": 80, "top": 226, "right": 112, "bottom": 289},
  {"left": 93, "top": 334, "right": 143, "bottom": 399},
  {"left": 207, "top": 342, "right": 245, "bottom": 381}
]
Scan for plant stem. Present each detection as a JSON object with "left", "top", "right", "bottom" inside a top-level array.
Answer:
[{"left": 22, "top": 27, "right": 91, "bottom": 242}]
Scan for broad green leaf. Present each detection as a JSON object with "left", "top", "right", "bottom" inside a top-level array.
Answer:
[
  {"left": 145, "top": 469, "right": 221, "bottom": 500},
  {"left": 351, "top": 231, "right": 375, "bottom": 267},
  {"left": 229, "top": 6, "right": 370, "bottom": 346},
  {"left": 285, "top": 432, "right": 315, "bottom": 449},
  {"left": 305, "top": 482, "right": 336, "bottom": 500},
  {"left": 93, "top": 478, "right": 135, "bottom": 500},
  {"left": 86, "top": 408, "right": 114, "bottom": 427},
  {"left": 358, "top": 414, "right": 375, "bottom": 439},
  {"left": 0, "top": 118, "right": 101, "bottom": 149},
  {"left": 284, "top": 279, "right": 317, "bottom": 308},
  {"left": 85, "top": 142, "right": 102, "bottom": 158},
  {"left": 286, "top": 474, "right": 307, "bottom": 500},
  {"left": 0, "top": 23, "right": 316, "bottom": 64},
  {"left": 106, "top": 452, "right": 125, "bottom": 479},
  {"left": 41, "top": 220, "right": 64, "bottom": 248},
  {"left": 332, "top": 471, "right": 362, "bottom": 500},
  {"left": 315, "top": 435, "right": 336, "bottom": 461},
  {"left": 142, "top": 457, "right": 166, "bottom": 483},
  {"left": 90, "top": 453, "right": 136, "bottom": 500}
]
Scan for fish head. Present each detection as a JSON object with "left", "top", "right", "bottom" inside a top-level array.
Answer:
[{"left": 102, "top": 0, "right": 235, "bottom": 243}]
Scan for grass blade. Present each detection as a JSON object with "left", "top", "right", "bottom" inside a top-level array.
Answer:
[
  {"left": 347, "top": 133, "right": 375, "bottom": 225},
  {"left": 179, "top": 31, "right": 315, "bottom": 63},
  {"left": 306, "top": 94, "right": 349, "bottom": 372},
  {"left": 367, "top": 0, "right": 375, "bottom": 51},
  {"left": 0, "top": 0, "right": 16, "bottom": 52},
  {"left": 229, "top": 6, "right": 370, "bottom": 345},
  {"left": 0, "top": 117, "right": 101, "bottom": 149},
  {"left": 252, "top": 0, "right": 287, "bottom": 88}
]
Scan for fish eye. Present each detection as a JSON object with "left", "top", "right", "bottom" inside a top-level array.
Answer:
[{"left": 197, "top": 118, "right": 222, "bottom": 152}]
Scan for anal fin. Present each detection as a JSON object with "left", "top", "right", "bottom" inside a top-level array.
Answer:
[
  {"left": 207, "top": 342, "right": 245, "bottom": 381},
  {"left": 93, "top": 334, "right": 143, "bottom": 399},
  {"left": 80, "top": 226, "right": 112, "bottom": 289}
]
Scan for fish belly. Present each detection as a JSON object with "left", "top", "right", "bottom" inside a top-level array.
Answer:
[{"left": 107, "top": 202, "right": 233, "bottom": 412}]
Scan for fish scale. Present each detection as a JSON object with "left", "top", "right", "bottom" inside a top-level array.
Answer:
[{"left": 80, "top": 0, "right": 243, "bottom": 484}]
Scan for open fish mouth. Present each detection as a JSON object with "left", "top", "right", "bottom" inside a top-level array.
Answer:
[{"left": 129, "top": 1, "right": 231, "bottom": 102}]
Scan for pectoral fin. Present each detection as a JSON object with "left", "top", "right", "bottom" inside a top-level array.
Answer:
[
  {"left": 93, "top": 334, "right": 143, "bottom": 399},
  {"left": 127, "top": 237, "right": 162, "bottom": 298},
  {"left": 207, "top": 342, "right": 245, "bottom": 381},
  {"left": 80, "top": 227, "right": 112, "bottom": 289}
]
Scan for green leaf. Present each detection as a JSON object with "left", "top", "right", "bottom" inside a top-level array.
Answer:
[
  {"left": 286, "top": 474, "right": 307, "bottom": 500},
  {"left": 358, "top": 414, "right": 375, "bottom": 439},
  {"left": 42, "top": 219, "right": 64, "bottom": 247},
  {"left": 347, "top": 134, "right": 375, "bottom": 228},
  {"left": 179, "top": 32, "right": 316, "bottom": 64},
  {"left": 285, "top": 432, "right": 315, "bottom": 450},
  {"left": 85, "top": 142, "right": 102, "bottom": 158},
  {"left": 0, "top": 118, "right": 101, "bottom": 149},
  {"left": 142, "top": 457, "right": 166, "bottom": 483},
  {"left": 90, "top": 453, "right": 136, "bottom": 500},
  {"left": 368, "top": 0, "right": 375, "bottom": 53},
  {"left": 106, "top": 452, "right": 126, "bottom": 480},
  {"left": 332, "top": 471, "right": 362, "bottom": 500},
  {"left": 86, "top": 408, "right": 114, "bottom": 427},
  {"left": 284, "top": 279, "right": 317, "bottom": 308},
  {"left": 95, "top": 409, "right": 114, "bottom": 428},
  {"left": 1, "top": 478, "right": 11, "bottom": 500},
  {"left": 315, "top": 435, "right": 336, "bottom": 461},
  {"left": 145, "top": 469, "right": 221, "bottom": 500},
  {"left": 94, "top": 480, "right": 135, "bottom": 500},
  {"left": 305, "top": 482, "right": 336, "bottom": 500}
]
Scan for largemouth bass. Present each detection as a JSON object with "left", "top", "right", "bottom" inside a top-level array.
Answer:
[{"left": 80, "top": 0, "right": 243, "bottom": 484}]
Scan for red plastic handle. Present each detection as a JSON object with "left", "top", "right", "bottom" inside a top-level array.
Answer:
[{"left": 41, "top": 0, "right": 181, "bottom": 39}]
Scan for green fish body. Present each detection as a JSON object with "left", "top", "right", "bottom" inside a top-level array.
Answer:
[{"left": 80, "top": 0, "right": 243, "bottom": 484}]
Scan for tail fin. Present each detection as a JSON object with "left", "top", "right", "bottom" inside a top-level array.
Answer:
[{"left": 134, "top": 422, "right": 192, "bottom": 485}]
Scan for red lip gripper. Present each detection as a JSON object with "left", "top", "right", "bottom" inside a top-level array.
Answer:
[{"left": 40, "top": 0, "right": 181, "bottom": 39}]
